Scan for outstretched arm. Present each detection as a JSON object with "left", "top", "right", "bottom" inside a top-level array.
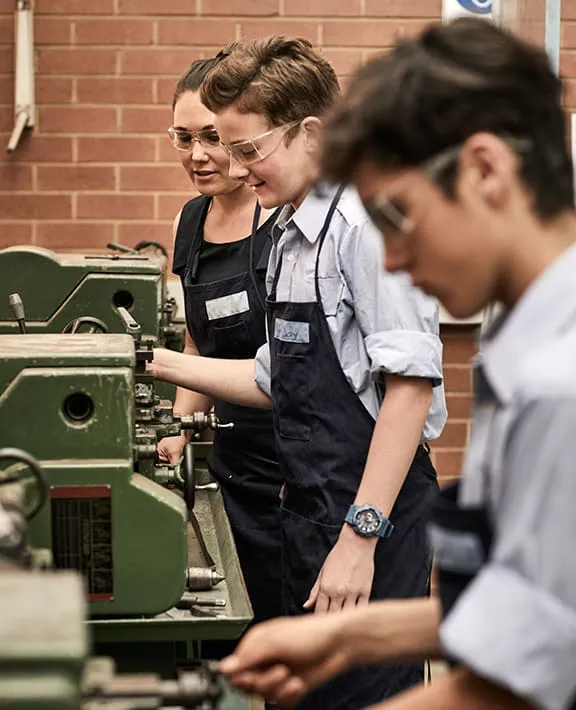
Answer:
[
  {"left": 221, "top": 598, "right": 442, "bottom": 707},
  {"left": 149, "top": 348, "right": 272, "bottom": 409}
]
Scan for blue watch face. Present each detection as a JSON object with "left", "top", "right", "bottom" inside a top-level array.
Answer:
[{"left": 355, "top": 508, "right": 381, "bottom": 535}]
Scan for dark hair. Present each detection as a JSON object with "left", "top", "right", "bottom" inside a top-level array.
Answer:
[
  {"left": 323, "top": 17, "right": 573, "bottom": 220},
  {"left": 172, "top": 47, "right": 238, "bottom": 110},
  {"left": 200, "top": 36, "right": 340, "bottom": 127}
]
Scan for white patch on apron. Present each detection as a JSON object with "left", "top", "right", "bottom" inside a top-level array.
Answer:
[
  {"left": 205, "top": 290, "right": 250, "bottom": 321},
  {"left": 274, "top": 318, "right": 310, "bottom": 344}
]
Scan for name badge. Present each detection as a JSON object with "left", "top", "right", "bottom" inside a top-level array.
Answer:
[
  {"left": 274, "top": 318, "right": 310, "bottom": 344},
  {"left": 205, "top": 291, "right": 249, "bottom": 321}
]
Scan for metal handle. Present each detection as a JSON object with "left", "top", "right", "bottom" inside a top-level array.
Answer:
[
  {"left": 195, "top": 482, "right": 218, "bottom": 492},
  {"left": 180, "top": 411, "right": 234, "bottom": 432},
  {"left": 134, "top": 240, "right": 168, "bottom": 257},
  {"left": 116, "top": 306, "right": 141, "bottom": 336},
  {"left": 8, "top": 293, "right": 25, "bottom": 321},
  {"left": 8, "top": 293, "right": 26, "bottom": 333},
  {"left": 107, "top": 241, "right": 138, "bottom": 254},
  {"left": 182, "top": 443, "right": 196, "bottom": 510}
]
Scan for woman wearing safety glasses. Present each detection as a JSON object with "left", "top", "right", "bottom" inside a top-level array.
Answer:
[
  {"left": 150, "top": 38, "right": 446, "bottom": 709},
  {"left": 157, "top": 56, "right": 283, "bottom": 640}
]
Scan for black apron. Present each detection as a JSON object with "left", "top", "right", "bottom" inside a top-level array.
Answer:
[
  {"left": 266, "top": 187, "right": 439, "bottom": 710},
  {"left": 179, "top": 198, "right": 282, "bottom": 625},
  {"left": 429, "top": 482, "right": 493, "bottom": 631}
]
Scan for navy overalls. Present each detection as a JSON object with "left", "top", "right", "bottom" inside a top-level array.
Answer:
[
  {"left": 266, "top": 187, "right": 439, "bottom": 709},
  {"left": 174, "top": 196, "right": 282, "bottom": 626}
]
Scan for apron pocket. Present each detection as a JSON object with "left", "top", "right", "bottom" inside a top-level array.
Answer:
[
  {"left": 274, "top": 353, "right": 311, "bottom": 441},
  {"left": 213, "top": 320, "right": 255, "bottom": 358}
]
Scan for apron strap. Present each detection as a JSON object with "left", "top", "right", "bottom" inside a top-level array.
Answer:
[
  {"left": 269, "top": 184, "right": 346, "bottom": 302},
  {"left": 314, "top": 184, "right": 346, "bottom": 304},
  {"left": 249, "top": 201, "right": 266, "bottom": 312},
  {"left": 183, "top": 196, "right": 212, "bottom": 283}
]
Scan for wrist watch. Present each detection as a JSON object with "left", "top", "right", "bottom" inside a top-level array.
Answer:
[{"left": 345, "top": 504, "right": 394, "bottom": 538}]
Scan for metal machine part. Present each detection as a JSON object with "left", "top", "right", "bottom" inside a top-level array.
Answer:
[
  {"left": 0, "top": 496, "right": 28, "bottom": 566},
  {"left": 62, "top": 316, "right": 109, "bottom": 334},
  {"left": 0, "top": 447, "right": 49, "bottom": 568},
  {"left": 0, "top": 446, "right": 48, "bottom": 521},
  {"left": 0, "top": 446, "right": 239, "bottom": 708},
  {"left": 0, "top": 246, "right": 185, "bottom": 352},
  {"left": 9, "top": 292, "right": 26, "bottom": 332},
  {"left": 186, "top": 567, "right": 226, "bottom": 592},
  {"left": 83, "top": 660, "right": 222, "bottom": 709},
  {"left": 177, "top": 592, "right": 227, "bottom": 610},
  {"left": 0, "top": 334, "right": 251, "bottom": 650},
  {"left": 115, "top": 309, "right": 233, "bottom": 506},
  {"left": 0, "top": 570, "right": 225, "bottom": 710},
  {"left": 84, "top": 663, "right": 222, "bottom": 708},
  {"left": 0, "top": 334, "right": 188, "bottom": 616}
]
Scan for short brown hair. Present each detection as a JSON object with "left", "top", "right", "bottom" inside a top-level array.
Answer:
[
  {"left": 323, "top": 18, "right": 573, "bottom": 220},
  {"left": 200, "top": 36, "right": 340, "bottom": 126}
]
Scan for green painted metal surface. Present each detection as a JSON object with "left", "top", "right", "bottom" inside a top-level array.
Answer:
[
  {"left": 89, "top": 483, "right": 252, "bottom": 644},
  {"left": 0, "top": 334, "right": 252, "bottom": 651},
  {"left": 0, "top": 334, "right": 187, "bottom": 617},
  {"left": 0, "top": 570, "right": 249, "bottom": 709},
  {"left": 0, "top": 247, "right": 184, "bottom": 354},
  {"left": 0, "top": 572, "right": 86, "bottom": 710}
]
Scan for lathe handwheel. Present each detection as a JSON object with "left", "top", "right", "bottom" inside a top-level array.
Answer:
[
  {"left": 0, "top": 447, "right": 48, "bottom": 520},
  {"left": 62, "top": 316, "right": 109, "bottom": 334}
]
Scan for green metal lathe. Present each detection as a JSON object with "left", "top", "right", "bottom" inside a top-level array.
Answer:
[
  {"left": 0, "top": 244, "right": 185, "bottom": 401},
  {"left": 0, "top": 244, "right": 183, "bottom": 345},
  {"left": 0, "top": 329, "right": 253, "bottom": 706},
  {"left": 0, "top": 447, "right": 225, "bottom": 710}
]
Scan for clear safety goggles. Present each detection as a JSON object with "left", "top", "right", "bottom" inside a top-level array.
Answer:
[
  {"left": 167, "top": 127, "right": 222, "bottom": 152},
  {"left": 220, "top": 120, "right": 301, "bottom": 166}
]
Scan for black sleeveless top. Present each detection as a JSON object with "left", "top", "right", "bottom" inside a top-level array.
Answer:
[{"left": 172, "top": 195, "right": 282, "bottom": 505}]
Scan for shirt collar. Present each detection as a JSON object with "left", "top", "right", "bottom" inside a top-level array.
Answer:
[
  {"left": 479, "top": 242, "right": 576, "bottom": 404},
  {"left": 279, "top": 183, "right": 341, "bottom": 244}
]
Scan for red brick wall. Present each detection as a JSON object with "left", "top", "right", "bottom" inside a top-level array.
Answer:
[
  {"left": 3, "top": 0, "right": 560, "bottom": 479},
  {"left": 434, "top": 326, "right": 475, "bottom": 484},
  {"left": 0, "top": 0, "right": 442, "bottom": 250}
]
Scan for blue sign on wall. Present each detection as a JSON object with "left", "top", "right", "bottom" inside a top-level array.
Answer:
[{"left": 456, "top": 0, "right": 492, "bottom": 13}]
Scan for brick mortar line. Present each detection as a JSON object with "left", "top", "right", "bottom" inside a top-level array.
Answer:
[{"left": 6, "top": 14, "right": 442, "bottom": 22}]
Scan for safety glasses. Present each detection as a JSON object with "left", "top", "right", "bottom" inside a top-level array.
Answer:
[
  {"left": 220, "top": 120, "right": 302, "bottom": 166},
  {"left": 364, "top": 137, "right": 531, "bottom": 237},
  {"left": 167, "top": 127, "right": 222, "bottom": 152}
]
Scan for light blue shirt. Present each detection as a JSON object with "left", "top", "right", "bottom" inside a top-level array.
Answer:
[
  {"left": 254, "top": 184, "right": 447, "bottom": 442},
  {"left": 440, "top": 242, "right": 576, "bottom": 710}
]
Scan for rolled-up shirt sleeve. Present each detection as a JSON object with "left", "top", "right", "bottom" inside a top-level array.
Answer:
[
  {"left": 441, "top": 398, "right": 576, "bottom": 710},
  {"left": 341, "top": 218, "right": 443, "bottom": 386},
  {"left": 254, "top": 342, "right": 271, "bottom": 397}
]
